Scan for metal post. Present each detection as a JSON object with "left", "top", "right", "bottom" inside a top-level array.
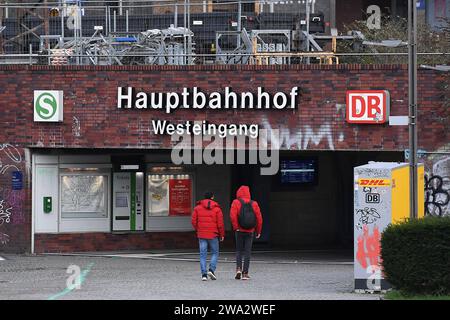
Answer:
[
  {"left": 329, "top": 0, "right": 336, "bottom": 35},
  {"left": 306, "top": 0, "right": 311, "bottom": 64},
  {"left": 187, "top": 0, "right": 191, "bottom": 32},
  {"left": 79, "top": 3, "right": 83, "bottom": 64},
  {"left": 187, "top": 0, "right": 191, "bottom": 64},
  {"left": 113, "top": 10, "right": 117, "bottom": 33},
  {"left": 47, "top": 39, "right": 50, "bottom": 65},
  {"left": 61, "top": 7, "right": 64, "bottom": 39},
  {"left": 103, "top": 7, "right": 109, "bottom": 35},
  {"left": 105, "top": 7, "right": 108, "bottom": 37},
  {"left": 108, "top": 6, "right": 111, "bottom": 35},
  {"left": 174, "top": 4, "right": 178, "bottom": 28},
  {"left": 408, "top": 0, "right": 418, "bottom": 219},
  {"left": 237, "top": 1, "right": 242, "bottom": 48},
  {"left": 29, "top": 43, "right": 32, "bottom": 65},
  {"left": 74, "top": 6, "right": 78, "bottom": 65},
  {"left": 75, "top": 3, "right": 82, "bottom": 65},
  {"left": 44, "top": 0, "right": 49, "bottom": 50},
  {"left": 183, "top": 0, "right": 187, "bottom": 64},
  {"left": 126, "top": 10, "right": 129, "bottom": 33}
]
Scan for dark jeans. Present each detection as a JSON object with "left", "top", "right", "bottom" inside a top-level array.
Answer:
[{"left": 235, "top": 231, "right": 253, "bottom": 273}]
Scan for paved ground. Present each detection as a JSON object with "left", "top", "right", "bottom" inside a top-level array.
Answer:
[{"left": 0, "top": 251, "right": 381, "bottom": 300}]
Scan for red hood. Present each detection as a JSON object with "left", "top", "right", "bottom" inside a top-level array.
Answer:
[
  {"left": 197, "top": 199, "right": 220, "bottom": 210},
  {"left": 236, "top": 185, "right": 251, "bottom": 200}
]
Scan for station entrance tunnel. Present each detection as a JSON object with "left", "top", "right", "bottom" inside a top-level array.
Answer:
[
  {"left": 231, "top": 150, "right": 404, "bottom": 250},
  {"left": 32, "top": 148, "right": 403, "bottom": 252}
]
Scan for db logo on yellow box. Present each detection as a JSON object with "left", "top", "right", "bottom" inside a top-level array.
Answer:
[{"left": 358, "top": 179, "right": 391, "bottom": 187}]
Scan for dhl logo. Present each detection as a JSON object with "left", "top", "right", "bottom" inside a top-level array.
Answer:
[{"left": 358, "top": 179, "right": 391, "bottom": 187}]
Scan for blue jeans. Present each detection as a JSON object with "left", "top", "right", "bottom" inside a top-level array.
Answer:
[{"left": 198, "top": 237, "right": 219, "bottom": 276}]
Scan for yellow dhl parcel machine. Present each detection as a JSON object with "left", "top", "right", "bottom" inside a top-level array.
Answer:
[{"left": 353, "top": 162, "right": 424, "bottom": 292}]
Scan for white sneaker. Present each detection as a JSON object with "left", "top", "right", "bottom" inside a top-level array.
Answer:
[{"left": 208, "top": 270, "right": 217, "bottom": 280}]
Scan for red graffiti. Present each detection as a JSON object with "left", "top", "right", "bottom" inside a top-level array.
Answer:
[{"left": 356, "top": 224, "right": 381, "bottom": 270}]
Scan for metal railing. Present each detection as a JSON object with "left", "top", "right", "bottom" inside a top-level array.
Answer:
[{"left": 0, "top": 1, "right": 448, "bottom": 66}]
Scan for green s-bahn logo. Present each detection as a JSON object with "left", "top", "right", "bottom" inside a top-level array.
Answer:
[
  {"left": 35, "top": 92, "right": 57, "bottom": 119},
  {"left": 34, "top": 90, "right": 63, "bottom": 122}
]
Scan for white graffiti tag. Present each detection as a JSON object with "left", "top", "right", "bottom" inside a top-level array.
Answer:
[
  {"left": 261, "top": 117, "right": 341, "bottom": 150},
  {"left": 0, "top": 144, "right": 22, "bottom": 175},
  {"left": 0, "top": 232, "right": 9, "bottom": 245},
  {"left": 0, "top": 200, "right": 12, "bottom": 226},
  {"left": 260, "top": 103, "right": 345, "bottom": 150}
]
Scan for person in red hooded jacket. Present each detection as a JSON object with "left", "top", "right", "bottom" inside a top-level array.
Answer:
[
  {"left": 192, "top": 191, "right": 225, "bottom": 281},
  {"left": 230, "top": 185, "right": 263, "bottom": 280}
]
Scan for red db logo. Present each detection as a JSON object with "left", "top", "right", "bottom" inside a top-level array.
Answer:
[{"left": 346, "top": 90, "right": 390, "bottom": 124}]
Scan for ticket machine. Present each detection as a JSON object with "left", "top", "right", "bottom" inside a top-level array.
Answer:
[{"left": 112, "top": 163, "right": 144, "bottom": 232}]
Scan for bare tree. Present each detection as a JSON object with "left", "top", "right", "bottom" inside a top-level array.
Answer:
[{"left": 338, "top": 16, "right": 450, "bottom": 65}]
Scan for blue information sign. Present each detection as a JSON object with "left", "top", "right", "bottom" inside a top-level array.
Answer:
[
  {"left": 12, "top": 171, "right": 23, "bottom": 190},
  {"left": 417, "top": 0, "right": 425, "bottom": 10}
]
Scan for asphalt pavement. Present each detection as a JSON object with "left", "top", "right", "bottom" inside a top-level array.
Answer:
[{"left": 0, "top": 250, "right": 381, "bottom": 300}]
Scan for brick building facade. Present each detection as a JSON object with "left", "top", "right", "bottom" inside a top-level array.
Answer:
[{"left": 0, "top": 64, "right": 448, "bottom": 254}]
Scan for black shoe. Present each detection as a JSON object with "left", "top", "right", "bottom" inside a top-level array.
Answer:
[
  {"left": 202, "top": 274, "right": 208, "bottom": 281},
  {"left": 235, "top": 270, "right": 242, "bottom": 280},
  {"left": 208, "top": 270, "right": 217, "bottom": 280}
]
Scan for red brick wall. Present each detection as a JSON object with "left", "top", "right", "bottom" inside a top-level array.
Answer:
[
  {"left": 0, "top": 64, "right": 447, "bottom": 152},
  {"left": 0, "top": 64, "right": 448, "bottom": 253},
  {"left": 34, "top": 231, "right": 236, "bottom": 253},
  {"left": 34, "top": 232, "right": 198, "bottom": 253},
  {"left": 0, "top": 147, "right": 30, "bottom": 253}
]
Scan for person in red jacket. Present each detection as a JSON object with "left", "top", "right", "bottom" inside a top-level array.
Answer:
[
  {"left": 230, "top": 185, "right": 263, "bottom": 280},
  {"left": 192, "top": 191, "right": 225, "bottom": 281}
]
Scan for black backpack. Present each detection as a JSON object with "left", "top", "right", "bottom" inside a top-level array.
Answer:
[{"left": 237, "top": 198, "right": 257, "bottom": 229}]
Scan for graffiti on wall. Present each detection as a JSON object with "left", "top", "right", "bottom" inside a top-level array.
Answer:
[
  {"left": 0, "top": 232, "right": 9, "bottom": 245},
  {"left": 0, "top": 200, "right": 12, "bottom": 226},
  {"left": 0, "top": 144, "right": 22, "bottom": 175},
  {"left": 72, "top": 117, "right": 81, "bottom": 137},
  {"left": 425, "top": 175, "right": 450, "bottom": 216},
  {"left": 0, "top": 143, "right": 24, "bottom": 246},
  {"left": 0, "top": 190, "right": 26, "bottom": 225},
  {"left": 423, "top": 154, "right": 450, "bottom": 216},
  {"left": 261, "top": 103, "right": 346, "bottom": 150},
  {"left": 0, "top": 197, "right": 12, "bottom": 245}
]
